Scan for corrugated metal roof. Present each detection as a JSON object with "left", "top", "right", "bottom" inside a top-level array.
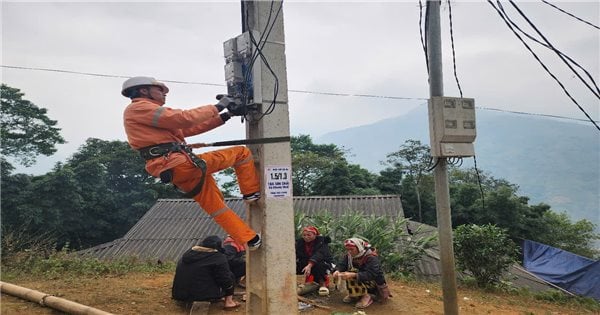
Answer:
[
  {"left": 79, "top": 195, "right": 403, "bottom": 262},
  {"left": 76, "top": 194, "right": 556, "bottom": 292}
]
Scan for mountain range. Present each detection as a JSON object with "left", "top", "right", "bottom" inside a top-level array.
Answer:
[{"left": 316, "top": 104, "right": 599, "bottom": 228}]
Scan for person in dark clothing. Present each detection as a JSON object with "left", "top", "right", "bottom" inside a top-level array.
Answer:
[
  {"left": 332, "top": 237, "right": 391, "bottom": 309},
  {"left": 172, "top": 235, "right": 240, "bottom": 310},
  {"left": 222, "top": 235, "right": 246, "bottom": 286},
  {"left": 295, "top": 226, "right": 333, "bottom": 296}
]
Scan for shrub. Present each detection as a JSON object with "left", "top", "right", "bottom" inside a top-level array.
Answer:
[{"left": 454, "top": 223, "right": 519, "bottom": 287}]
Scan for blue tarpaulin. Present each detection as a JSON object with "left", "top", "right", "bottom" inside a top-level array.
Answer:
[{"left": 523, "top": 240, "right": 599, "bottom": 300}]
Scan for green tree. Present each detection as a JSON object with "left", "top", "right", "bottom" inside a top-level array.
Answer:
[
  {"left": 291, "top": 135, "right": 378, "bottom": 196},
  {"left": 291, "top": 135, "right": 347, "bottom": 196},
  {"left": 383, "top": 140, "right": 432, "bottom": 222},
  {"left": 537, "top": 211, "right": 599, "bottom": 258},
  {"left": 0, "top": 84, "right": 65, "bottom": 166},
  {"left": 1, "top": 138, "right": 180, "bottom": 249},
  {"left": 0, "top": 158, "right": 33, "bottom": 230},
  {"left": 454, "top": 224, "right": 519, "bottom": 287},
  {"left": 374, "top": 167, "right": 403, "bottom": 195},
  {"left": 447, "top": 167, "right": 599, "bottom": 258}
]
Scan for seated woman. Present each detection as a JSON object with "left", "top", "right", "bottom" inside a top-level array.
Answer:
[
  {"left": 295, "top": 226, "right": 334, "bottom": 296},
  {"left": 171, "top": 235, "right": 240, "bottom": 310},
  {"left": 332, "top": 237, "right": 391, "bottom": 309}
]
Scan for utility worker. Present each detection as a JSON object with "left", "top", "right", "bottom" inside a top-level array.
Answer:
[{"left": 121, "top": 76, "right": 261, "bottom": 250}]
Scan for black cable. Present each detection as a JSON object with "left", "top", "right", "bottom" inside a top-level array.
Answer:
[
  {"left": 251, "top": 2, "right": 282, "bottom": 120},
  {"left": 289, "top": 89, "right": 427, "bottom": 100},
  {"left": 541, "top": 0, "right": 599, "bottom": 30},
  {"left": 495, "top": 7, "right": 600, "bottom": 98},
  {"left": 447, "top": 0, "right": 463, "bottom": 98},
  {"left": 426, "top": 157, "right": 441, "bottom": 172},
  {"left": 487, "top": 0, "right": 600, "bottom": 131},
  {"left": 473, "top": 155, "right": 486, "bottom": 211},
  {"left": 243, "top": 0, "right": 282, "bottom": 122},
  {"left": 478, "top": 106, "right": 598, "bottom": 123},
  {"left": 419, "top": 0, "right": 429, "bottom": 74},
  {"left": 3, "top": 64, "right": 598, "bottom": 124},
  {"left": 504, "top": 0, "right": 600, "bottom": 99}
]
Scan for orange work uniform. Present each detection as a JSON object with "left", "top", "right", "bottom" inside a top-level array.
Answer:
[{"left": 123, "top": 97, "right": 259, "bottom": 244}]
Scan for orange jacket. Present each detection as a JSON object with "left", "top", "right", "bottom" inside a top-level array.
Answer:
[{"left": 123, "top": 98, "right": 224, "bottom": 177}]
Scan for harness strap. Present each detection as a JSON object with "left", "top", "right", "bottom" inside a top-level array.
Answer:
[
  {"left": 137, "top": 142, "right": 207, "bottom": 198},
  {"left": 179, "top": 145, "right": 207, "bottom": 199}
]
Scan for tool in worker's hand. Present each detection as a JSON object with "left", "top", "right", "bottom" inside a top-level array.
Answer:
[
  {"left": 189, "top": 136, "right": 290, "bottom": 149},
  {"left": 216, "top": 94, "right": 246, "bottom": 116}
]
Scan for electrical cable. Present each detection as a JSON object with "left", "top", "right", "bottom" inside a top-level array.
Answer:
[
  {"left": 541, "top": 0, "right": 599, "bottom": 30},
  {"left": 487, "top": 0, "right": 600, "bottom": 131},
  {"left": 473, "top": 155, "right": 486, "bottom": 211},
  {"left": 1, "top": 64, "right": 596, "bottom": 124},
  {"left": 243, "top": 0, "right": 283, "bottom": 122},
  {"left": 419, "top": 0, "right": 429, "bottom": 74},
  {"left": 494, "top": 8, "right": 600, "bottom": 99},
  {"left": 503, "top": 0, "right": 600, "bottom": 99},
  {"left": 478, "top": 106, "right": 597, "bottom": 123},
  {"left": 447, "top": 0, "right": 464, "bottom": 98},
  {"left": 426, "top": 157, "right": 441, "bottom": 172}
]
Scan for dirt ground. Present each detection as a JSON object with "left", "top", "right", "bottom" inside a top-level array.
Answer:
[{"left": 0, "top": 272, "right": 595, "bottom": 315}]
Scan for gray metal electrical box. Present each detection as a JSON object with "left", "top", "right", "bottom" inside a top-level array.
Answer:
[
  {"left": 223, "top": 32, "right": 254, "bottom": 101},
  {"left": 428, "top": 96, "right": 476, "bottom": 157}
]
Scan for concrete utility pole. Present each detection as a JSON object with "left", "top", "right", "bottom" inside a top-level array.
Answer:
[
  {"left": 426, "top": 1, "right": 459, "bottom": 314},
  {"left": 241, "top": 1, "right": 298, "bottom": 314}
]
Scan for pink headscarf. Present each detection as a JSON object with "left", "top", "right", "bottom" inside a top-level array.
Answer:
[{"left": 302, "top": 226, "right": 320, "bottom": 236}]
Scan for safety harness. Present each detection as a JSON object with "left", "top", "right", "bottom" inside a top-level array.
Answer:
[
  {"left": 138, "top": 142, "right": 206, "bottom": 198},
  {"left": 137, "top": 136, "right": 291, "bottom": 199}
]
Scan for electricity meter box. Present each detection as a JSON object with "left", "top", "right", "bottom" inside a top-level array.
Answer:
[
  {"left": 223, "top": 32, "right": 253, "bottom": 102},
  {"left": 428, "top": 96, "right": 476, "bottom": 157}
]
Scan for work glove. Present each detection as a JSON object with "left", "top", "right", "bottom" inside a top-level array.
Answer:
[{"left": 216, "top": 94, "right": 247, "bottom": 116}]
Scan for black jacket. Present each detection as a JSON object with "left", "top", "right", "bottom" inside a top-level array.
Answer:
[
  {"left": 295, "top": 235, "right": 333, "bottom": 266},
  {"left": 336, "top": 249, "right": 386, "bottom": 285},
  {"left": 171, "top": 246, "right": 235, "bottom": 302}
]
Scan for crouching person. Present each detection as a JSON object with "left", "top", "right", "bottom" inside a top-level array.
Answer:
[
  {"left": 295, "top": 226, "right": 334, "bottom": 296},
  {"left": 172, "top": 235, "right": 240, "bottom": 310},
  {"left": 332, "top": 237, "right": 392, "bottom": 309}
]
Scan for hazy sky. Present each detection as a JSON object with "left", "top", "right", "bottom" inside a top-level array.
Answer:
[{"left": 2, "top": 0, "right": 599, "bottom": 174}]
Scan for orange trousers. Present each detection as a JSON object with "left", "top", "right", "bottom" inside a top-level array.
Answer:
[{"left": 171, "top": 146, "right": 259, "bottom": 245}]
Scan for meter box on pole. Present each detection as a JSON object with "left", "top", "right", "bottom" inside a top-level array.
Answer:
[
  {"left": 428, "top": 96, "right": 476, "bottom": 157},
  {"left": 223, "top": 32, "right": 254, "bottom": 106}
]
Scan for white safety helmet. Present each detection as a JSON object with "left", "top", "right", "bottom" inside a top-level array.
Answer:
[{"left": 121, "top": 76, "right": 169, "bottom": 97}]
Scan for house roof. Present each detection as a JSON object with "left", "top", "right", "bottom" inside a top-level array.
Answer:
[
  {"left": 79, "top": 195, "right": 404, "bottom": 262},
  {"left": 77, "top": 194, "right": 557, "bottom": 293}
]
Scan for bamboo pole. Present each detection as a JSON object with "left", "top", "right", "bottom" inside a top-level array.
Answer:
[{"left": 0, "top": 281, "right": 114, "bottom": 315}]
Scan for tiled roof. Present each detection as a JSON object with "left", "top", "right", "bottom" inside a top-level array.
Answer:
[{"left": 78, "top": 195, "right": 403, "bottom": 262}]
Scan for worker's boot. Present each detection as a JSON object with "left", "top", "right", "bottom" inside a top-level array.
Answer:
[{"left": 243, "top": 192, "right": 261, "bottom": 204}]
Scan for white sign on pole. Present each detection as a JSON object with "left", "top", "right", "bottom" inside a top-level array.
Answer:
[{"left": 265, "top": 165, "right": 291, "bottom": 198}]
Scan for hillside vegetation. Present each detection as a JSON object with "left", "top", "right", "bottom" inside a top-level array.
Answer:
[{"left": 318, "top": 105, "right": 599, "bottom": 228}]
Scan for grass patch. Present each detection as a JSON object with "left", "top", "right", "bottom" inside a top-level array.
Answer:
[{"left": 2, "top": 248, "right": 174, "bottom": 281}]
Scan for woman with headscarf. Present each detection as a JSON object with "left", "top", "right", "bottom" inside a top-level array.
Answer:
[
  {"left": 332, "top": 237, "right": 391, "bottom": 309},
  {"left": 295, "top": 226, "right": 334, "bottom": 296}
]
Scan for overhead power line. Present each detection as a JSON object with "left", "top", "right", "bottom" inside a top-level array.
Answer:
[
  {"left": 1, "top": 64, "right": 597, "bottom": 123},
  {"left": 487, "top": 0, "right": 600, "bottom": 131},
  {"left": 1, "top": 64, "right": 427, "bottom": 101},
  {"left": 541, "top": 0, "right": 600, "bottom": 30}
]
